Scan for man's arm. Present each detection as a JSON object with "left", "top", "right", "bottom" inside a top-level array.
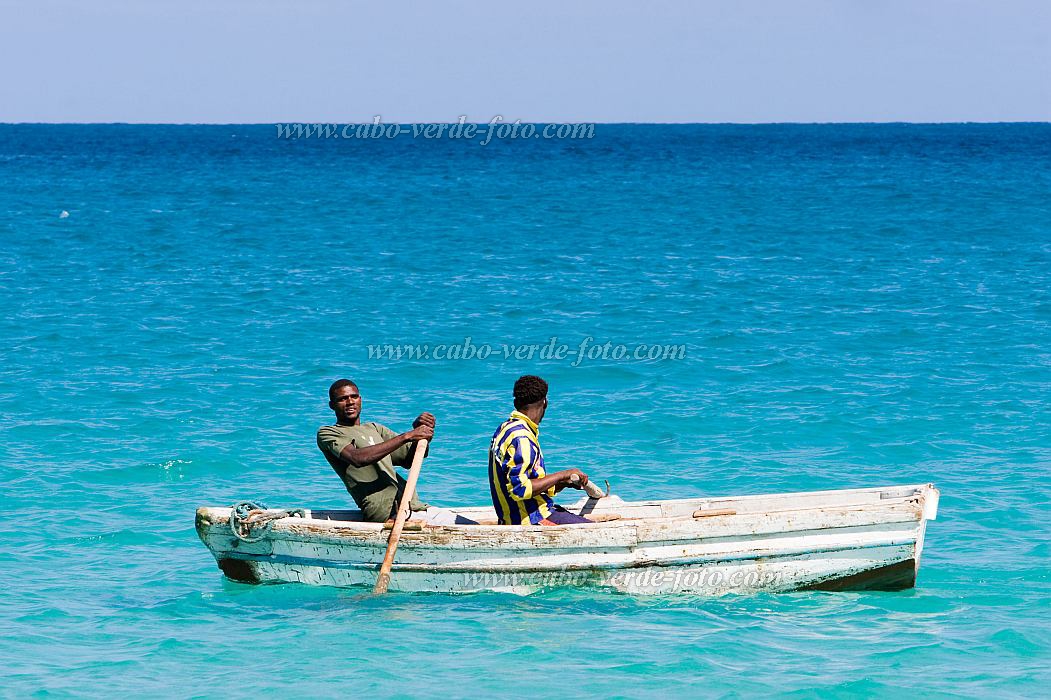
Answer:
[
  {"left": 532, "top": 468, "right": 589, "bottom": 495},
  {"left": 503, "top": 436, "right": 589, "bottom": 500},
  {"left": 380, "top": 413, "right": 435, "bottom": 466},
  {"left": 339, "top": 424, "right": 433, "bottom": 467}
]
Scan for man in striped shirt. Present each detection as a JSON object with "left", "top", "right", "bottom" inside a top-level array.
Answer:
[{"left": 488, "top": 375, "right": 593, "bottom": 525}]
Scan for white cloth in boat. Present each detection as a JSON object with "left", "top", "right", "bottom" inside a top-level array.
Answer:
[{"left": 413, "top": 507, "right": 477, "bottom": 526}]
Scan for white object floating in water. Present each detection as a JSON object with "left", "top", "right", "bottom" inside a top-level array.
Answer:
[
  {"left": 59, "top": 210, "right": 70, "bottom": 219},
  {"left": 196, "top": 482, "right": 940, "bottom": 595}
]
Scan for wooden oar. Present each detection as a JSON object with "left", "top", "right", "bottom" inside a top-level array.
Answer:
[
  {"left": 569, "top": 473, "right": 610, "bottom": 499},
  {"left": 373, "top": 438, "right": 428, "bottom": 594}
]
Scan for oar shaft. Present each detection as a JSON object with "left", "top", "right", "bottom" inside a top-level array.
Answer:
[
  {"left": 570, "top": 473, "right": 608, "bottom": 499},
  {"left": 373, "top": 438, "right": 428, "bottom": 594}
]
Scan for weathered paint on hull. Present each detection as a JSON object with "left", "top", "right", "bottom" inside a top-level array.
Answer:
[
  {"left": 197, "top": 483, "right": 938, "bottom": 596},
  {"left": 215, "top": 545, "right": 917, "bottom": 594},
  {"left": 802, "top": 559, "right": 916, "bottom": 592}
]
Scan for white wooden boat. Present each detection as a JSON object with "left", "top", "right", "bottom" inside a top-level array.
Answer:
[{"left": 195, "top": 483, "right": 939, "bottom": 595}]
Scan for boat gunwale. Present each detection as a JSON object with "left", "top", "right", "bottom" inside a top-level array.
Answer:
[
  {"left": 196, "top": 484, "right": 933, "bottom": 538},
  {"left": 197, "top": 499, "right": 927, "bottom": 555},
  {"left": 567, "top": 482, "right": 936, "bottom": 511},
  {"left": 199, "top": 502, "right": 923, "bottom": 539}
]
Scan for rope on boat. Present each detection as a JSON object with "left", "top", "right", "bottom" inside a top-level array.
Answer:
[{"left": 229, "top": 500, "right": 307, "bottom": 543}]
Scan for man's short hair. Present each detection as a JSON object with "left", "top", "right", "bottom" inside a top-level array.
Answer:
[
  {"left": 513, "top": 375, "right": 548, "bottom": 410},
  {"left": 328, "top": 378, "right": 358, "bottom": 399}
]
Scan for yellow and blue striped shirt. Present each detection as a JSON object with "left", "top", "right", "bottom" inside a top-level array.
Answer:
[{"left": 488, "top": 410, "right": 554, "bottom": 525}]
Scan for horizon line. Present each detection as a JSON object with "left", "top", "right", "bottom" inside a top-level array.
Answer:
[{"left": 2, "top": 120, "right": 1050, "bottom": 127}]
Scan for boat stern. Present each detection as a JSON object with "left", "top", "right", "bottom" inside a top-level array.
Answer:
[
  {"left": 921, "top": 483, "right": 940, "bottom": 521},
  {"left": 912, "top": 483, "right": 940, "bottom": 581}
]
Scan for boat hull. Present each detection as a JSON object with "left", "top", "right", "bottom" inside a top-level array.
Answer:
[{"left": 196, "top": 483, "right": 939, "bottom": 595}]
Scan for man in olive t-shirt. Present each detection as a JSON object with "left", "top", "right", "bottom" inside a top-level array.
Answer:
[{"left": 317, "top": 379, "right": 471, "bottom": 524}]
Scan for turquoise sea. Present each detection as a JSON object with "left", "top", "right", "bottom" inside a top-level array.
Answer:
[{"left": 1, "top": 124, "right": 1049, "bottom": 696}]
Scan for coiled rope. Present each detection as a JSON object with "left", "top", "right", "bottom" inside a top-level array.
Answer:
[{"left": 229, "top": 500, "right": 307, "bottom": 543}]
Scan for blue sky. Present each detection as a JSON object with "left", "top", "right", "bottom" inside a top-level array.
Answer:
[{"left": 1, "top": 0, "right": 1048, "bottom": 123}]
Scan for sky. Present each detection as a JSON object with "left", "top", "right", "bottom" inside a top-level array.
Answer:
[{"left": 1, "top": 0, "right": 1048, "bottom": 123}]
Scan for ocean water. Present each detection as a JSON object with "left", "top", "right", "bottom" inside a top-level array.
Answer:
[{"left": 1, "top": 123, "right": 1049, "bottom": 697}]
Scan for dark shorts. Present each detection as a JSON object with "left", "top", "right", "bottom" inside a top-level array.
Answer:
[{"left": 545, "top": 505, "right": 592, "bottom": 524}]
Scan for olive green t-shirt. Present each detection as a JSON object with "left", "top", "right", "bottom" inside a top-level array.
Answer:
[{"left": 316, "top": 422, "right": 428, "bottom": 522}]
